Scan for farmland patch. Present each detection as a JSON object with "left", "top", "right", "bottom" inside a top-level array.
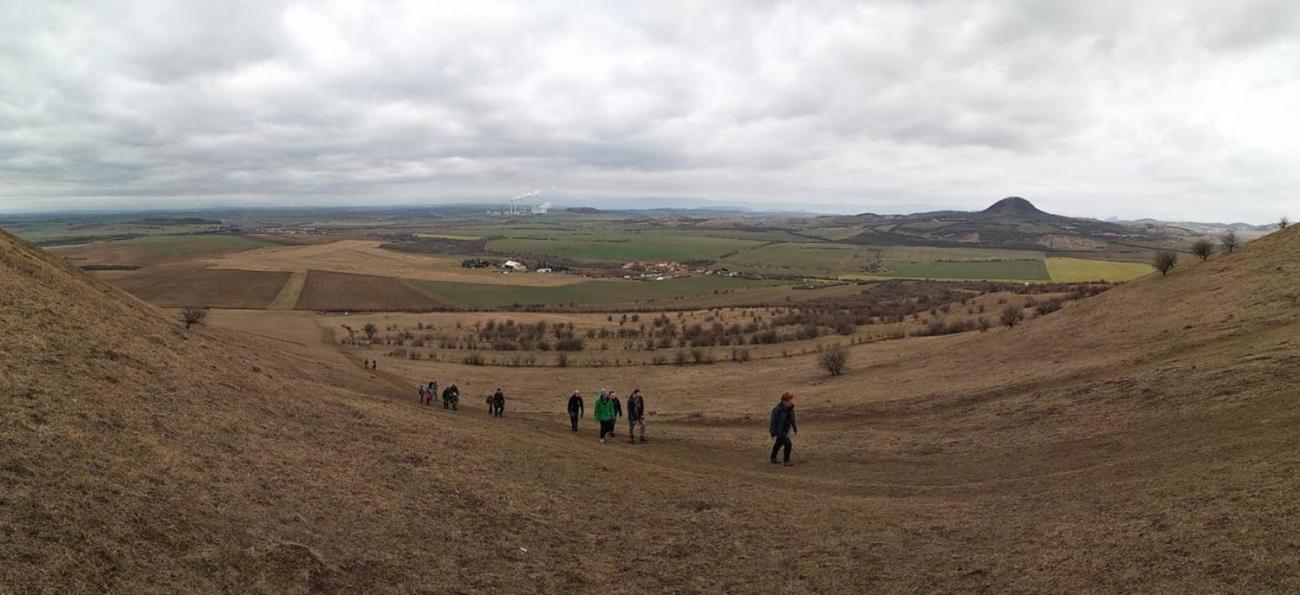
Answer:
[
  {"left": 116, "top": 268, "right": 290, "bottom": 308},
  {"left": 295, "top": 270, "right": 446, "bottom": 311}
]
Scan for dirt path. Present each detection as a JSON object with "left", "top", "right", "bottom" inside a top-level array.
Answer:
[{"left": 269, "top": 270, "right": 307, "bottom": 309}]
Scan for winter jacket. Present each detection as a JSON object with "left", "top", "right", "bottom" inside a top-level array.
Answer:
[
  {"left": 594, "top": 396, "right": 617, "bottom": 422},
  {"left": 567, "top": 394, "right": 584, "bottom": 415},
  {"left": 612, "top": 397, "right": 623, "bottom": 418},
  {"left": 492, "top": 391, "right": 505, "bottom": 406},
  {"left": 627, "top": 394, "right": 645, "bottom": 421},
  {"left": 769, "top": 403, "right": 797, "bottom": 437}
]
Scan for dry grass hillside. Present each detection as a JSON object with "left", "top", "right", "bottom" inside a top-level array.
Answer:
[{"left": 3, "top": 226, "right": 1299, "bottom": 593}]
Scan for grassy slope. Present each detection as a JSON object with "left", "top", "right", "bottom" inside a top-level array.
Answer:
[{"left": 3, "top": 227, "right": 1299, "bottom": 592}]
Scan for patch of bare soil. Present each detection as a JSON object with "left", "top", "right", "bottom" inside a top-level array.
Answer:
[{"left": 294, "top": 270, "right": 446, "bottom": 311}]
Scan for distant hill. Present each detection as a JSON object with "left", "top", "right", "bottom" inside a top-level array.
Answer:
[
  {"left": 824, "top": 197, "right": 1206, "bottom": 257},
  {"left": 1113, "top": 217, "right": 1275, "bottom": 240}
]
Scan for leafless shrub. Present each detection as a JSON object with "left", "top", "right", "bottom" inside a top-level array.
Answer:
[
  {"left": 1220, "top": 231, "right": 1240, "bottom": 253},
  {"left": 817, "top": 343, "right": 849, "bottom": 376},
  {"left": 1191, "top": 239, "right": 1214, "bottom": 261},
  {"left": 181, "top": 307, "right": 207, "bottom": 329},
  {"left": 1153, "top": 252, "right": 1178, "bottom": 276},
  {"left": 999, "top": 305, "right": 1024, "bottom": 328}
]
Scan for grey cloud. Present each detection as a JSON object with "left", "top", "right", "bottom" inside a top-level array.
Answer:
[{"left": 0, "top": 0, "right": 1297, "bottom": 222}]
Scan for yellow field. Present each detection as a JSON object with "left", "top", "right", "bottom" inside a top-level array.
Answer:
[
  {"left": 1046, "top": 257, "right": 1154, "bottom": 282},
  {"left": 206, "top": 240, "right": 586, "bottom": 287}
]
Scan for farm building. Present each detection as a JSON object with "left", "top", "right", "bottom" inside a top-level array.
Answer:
[{"left": 502, "top": 260, "right": 528, "bottom": 272}]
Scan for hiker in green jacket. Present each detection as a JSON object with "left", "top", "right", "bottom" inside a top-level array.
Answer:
[{"left": 594, "top": 389, "right": 617, "bottom": 443}]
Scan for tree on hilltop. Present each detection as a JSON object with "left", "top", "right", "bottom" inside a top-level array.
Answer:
[
  {"left": 1220, "top": 230, "right": 1240, "bottom": 253},
  {"left": 1153, "top": 252, "right": 1177, "bottom": 276},
  {"left": 1191, "top": 239, "right": 1215, "bottom": 261},
  {"left": 1281, "top": 217, "right": 1290, "bottom": 230}
]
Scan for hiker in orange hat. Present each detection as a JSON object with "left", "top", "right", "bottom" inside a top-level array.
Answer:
[{"left": 769, "top": 392, "right": 798, "bottom": 466}]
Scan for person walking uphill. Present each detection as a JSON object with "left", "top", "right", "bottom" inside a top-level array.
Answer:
[
  {"left": 566, "top": 390, "right": 584, "bottom": 432},
  {"left": 626, "top": 389, "right": 647, "bottom": 443},
  {"left": 611, "top": 392, "right": 623, "bottom": 438},
  {"left": 769, "top": 392, "right": 798, "bottom": 466},
  {"left": 491, "top": 388, "right": 506, "bottom": 417},
  {"left": 594, "top": 390, "right": 617, "bottom": 443}
]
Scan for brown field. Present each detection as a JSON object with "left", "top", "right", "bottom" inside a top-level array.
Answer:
[
  {"left": 294, "top": 269, "right": 446, "bottom": 311},
  {"left": 320, "top": 287, "right": 1066, "bottom": 367},
  {"left": 210, "top": 240, "right": 588, "bottom": 287},
  {"left": 111, "top": 268, "right": 290, "bottom": 308},
  {"left": 5, "top": 226, "right": 1300, "bottom": 593}
]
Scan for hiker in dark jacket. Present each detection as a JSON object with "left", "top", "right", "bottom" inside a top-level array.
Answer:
[
  {"left": 491, "top": 389, "right": 506, "bottom": 417},
  {"left": 611, "top": 393, "right": 623, "bottom": 438},
  {"left": 626, "top": 389, "right": 646, "bottom": 443},
  {"left": 769, "top": 392, "right": 798, "bottom": 466},
  {"left": 418, "top": 385, "right": 427, "bottom": 404},
  {"left": 566, "top": 390, "right": 584, "bottom": 432},
  {"left": 443, "top": 385, "right": 459, "bottom": 410}
]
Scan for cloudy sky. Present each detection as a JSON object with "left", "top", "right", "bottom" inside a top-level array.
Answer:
[{"left": 2, "top": 1, "right": 1298, "bottom": 221}]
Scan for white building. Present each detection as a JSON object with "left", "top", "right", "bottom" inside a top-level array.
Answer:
[{"left": 502, "top": 260, "right": 528, "bottom": 272}]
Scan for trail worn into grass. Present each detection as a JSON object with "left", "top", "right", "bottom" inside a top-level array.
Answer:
[{"left": 269, "top": 270, "right": 307, "bottom": 310}]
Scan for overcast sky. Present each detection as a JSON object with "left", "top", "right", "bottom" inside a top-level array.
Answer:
[{"left": 2, "top": 1, "right": 1298, "bottom": 221}]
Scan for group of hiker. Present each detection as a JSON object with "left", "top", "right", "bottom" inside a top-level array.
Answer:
[
  {"left": 412, "top": 377, "right": 800, "bottom": 465},
  {"left": 566, "top": 388, "right": 647, "bottom": 444},
  {"left": 417, "top": 380, "right": 461, "bottom": 410}
]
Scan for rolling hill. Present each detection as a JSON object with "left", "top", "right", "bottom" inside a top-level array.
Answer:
[
  {"left": 831, "top": 197, "right": 1202, "bottom": 257},
  {"left": 3, "top": 225, "right": 1299, "bottom": 592}
]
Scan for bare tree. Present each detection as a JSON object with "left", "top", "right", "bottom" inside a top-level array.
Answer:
[
  {"left": 999, "top": 304, "right": 1024, "bottom": 328},
  {"left": 1281, "top": 217, "right": 1290, "bottom": 230},
  {"left": 181, "top": 307, "right": 208, "bottom": 329},
  {"left": 1153, "top": 251, "right": 1177, "bottom": 276},
  {"left": 363, "top": 322, "right": 378, "bottom": 341},
  {"left": 1191, "top": 239, "right": 1215, "bottom": 261},
  {"left": 1220, "top": 230, "right": 1240, "bottom": 253},
  {"left": 817, "top": 343, "right": 849, "bottom": 376}
]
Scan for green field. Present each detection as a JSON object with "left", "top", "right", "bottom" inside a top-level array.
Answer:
[
  {"left": 881, "top": 259, "right": 1048, "bottom": 280},
  {"left": 409, "top": 276, "right": 784, "bottom": 308},
  {"left": 415, "top": 232, "right": 482, "bottom": 241},
  {"left": 1046, "top": 257, "right": 1154, "bottom": 282},
  {"left": 121, "top": 235, "right": 276, "bottom": 257},
  {"left": 720, "top": 242, "right": 1048, "bottom": 278},
  {"left": 486, "top": 234, "right": 763, "bottom": 262}
]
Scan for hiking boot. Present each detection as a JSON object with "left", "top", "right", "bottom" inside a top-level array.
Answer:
[
  {"left": 783, "top": 461, "right": 794, "bottom": 467},
  {"left": 770, "top": 458, "right": 779, "bottom": 465}
]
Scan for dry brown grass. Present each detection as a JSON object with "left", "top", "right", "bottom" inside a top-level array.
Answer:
[{"left": 3, "top": 226, "right": 1300, "bottom": 592}]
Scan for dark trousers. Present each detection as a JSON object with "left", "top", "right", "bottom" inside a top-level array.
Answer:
[
  {"left": 599, "top": 419, "right": 614, "bottom": 439},
  {"left": 770, "top": 435, "right": 792, "bottom": 462},
  {"left": 492, "top": 404, "right": 504, "bottom": 417},
  {"left": 569, "top": 413, "right": 580, "bottom": 431}
]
